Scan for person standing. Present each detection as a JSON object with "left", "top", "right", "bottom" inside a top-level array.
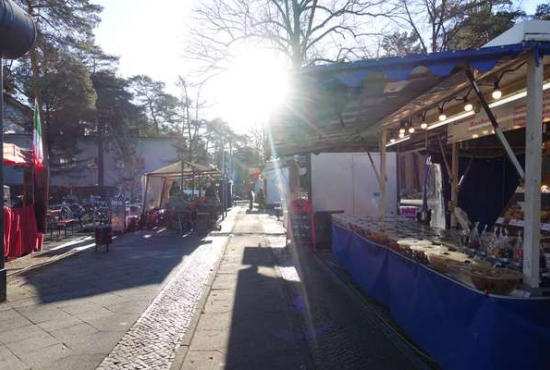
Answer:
[{"left": 249, "top": 187, "right": 255, "bottom": 210}]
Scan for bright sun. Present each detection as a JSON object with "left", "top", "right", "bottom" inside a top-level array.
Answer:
[{"left": 212, "top": 48, "right": 291, "bottom": 132}]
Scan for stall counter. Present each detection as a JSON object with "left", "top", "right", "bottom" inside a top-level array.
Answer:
[{"left": 332, "top": 222, "right": 550, "bottom": 370}]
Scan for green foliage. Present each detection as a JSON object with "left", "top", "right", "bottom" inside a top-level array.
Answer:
[
  {"left": 129, "top": 75, "right": 180, "bottom": 135},
  {"left": 446, "top": 1, "right": 526, "bottom": 50},
  {"left": 535, "top": 4, "right": 550, "bottom": 20},
  {"left": 92, "top": 70, "right": 147, "bottom": 157},
  {"left": 12, "top": 46, "right": 97, "bottom": 153},
  {"left": 381, "top": 32, "right": 424, "bottom": 57},
  {"left": 10, "top": 0, "right": 103, "bottom": 158}
]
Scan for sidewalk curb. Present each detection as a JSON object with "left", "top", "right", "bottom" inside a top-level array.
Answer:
[{"left": 169, "top": 211, "right": 239, "bottom": 370}]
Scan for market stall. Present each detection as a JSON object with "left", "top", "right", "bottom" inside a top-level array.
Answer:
[
  {"left": 141, "top": 160, "right": 223, "bottom": 232},
  {"left": 2, "top": 143, "right": 40, "bottom": 259},
  {"left": 270, "top": 20, "right": 550, "bottom": 370}
]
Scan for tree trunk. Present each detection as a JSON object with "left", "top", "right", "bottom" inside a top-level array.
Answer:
[
  {"left": 291, "top": 0, "right": 303, "bottom": 70},
  {"left": 98, "top": 119, "right": 105, "bottom": 197}
]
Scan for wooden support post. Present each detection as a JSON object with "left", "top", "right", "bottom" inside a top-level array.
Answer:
[
  {"left": 379, "top": 130, "right": 387, "bottom": 221},
  {"left": 523, "top": 52, "right": 543, "bottom": 290},
  {"left": 451, "top": 143, "right": 459, "bottom": 228}
]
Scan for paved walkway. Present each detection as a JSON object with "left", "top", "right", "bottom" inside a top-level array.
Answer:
[
  {"left": 0, "top": 206, "right": 432, "bottom": 369},
  {"left": 0, "top": 208, "right": 239, "bottom": 370},
  {"left": 179, "top": 209, "right": 429, "bottom": 370},
  {"left": 180, "top": 210, "right": 312, "bottom": 370}
]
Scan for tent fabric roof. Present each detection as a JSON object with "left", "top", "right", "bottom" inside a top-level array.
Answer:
[
  {"left": 4, "top": 143, "right": 32, "bottom": 166},
  {"left": 271, "top": 42, "right": 550, "bottom": 156},
  {"left": 146, "top": 160, "right": 223, "bottom": 179}
]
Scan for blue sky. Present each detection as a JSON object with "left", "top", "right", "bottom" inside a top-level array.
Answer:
[
  {"left": 94, "top": 0, "right": 194, "bottom": 91},
  {"left": 93, "top": 0, "right": 542, "bottom": 131}
]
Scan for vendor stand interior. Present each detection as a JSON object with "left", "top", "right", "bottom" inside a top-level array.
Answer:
[
  {"left": 270, "top": 21, "right": 550, "bottom": 369},
  {"left": 141, "top": 160, "right": 225, "bottom": 233}
]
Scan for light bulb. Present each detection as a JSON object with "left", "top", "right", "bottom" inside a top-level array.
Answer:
[
  {"left": 390, "top": 137, "right": 396, "bottom": 143},
  {"left": 420, "top": 122, "right": 428, "bottom": 129},
  {"left": 492, "top": 89, "right": 502, "bottom": 100},
  {"left": 439, "top": 113, "right": 447, "bottom": 121},
  {"left": 464, "top": 102, "right": 473, "bottom": 111},
  {"left": 399, "top": 127, "right": 405, "bottom": 134},
  {"left": 398, "top": 132, "right": 405, "bottom": 138},
  {"left": 408, "top": 127, "right": 415, "bottom": 134}
]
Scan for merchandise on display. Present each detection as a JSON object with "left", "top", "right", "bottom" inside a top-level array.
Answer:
[{"left": 331, "top": 213, "right": 539, "bottom": 295}]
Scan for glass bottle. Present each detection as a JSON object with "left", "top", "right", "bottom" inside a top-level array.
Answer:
[
  {"left": 493, "top": 227, "right": 503, "bottom": 257},
  {"left": 480, "top": 224, "right": 489, "bottom": 254},
  {"left": 469, "top": 222, "right": 480, "bottom": 249},
  {"left": 514, "top": 231, "right": 523, "bottom": 261},
  {"left": 502, "top": 228, "right": 512, "bottom": 259}
]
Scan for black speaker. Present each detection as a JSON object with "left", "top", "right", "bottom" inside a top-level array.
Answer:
[{"left": 0, "top": 0, "right": 36, "bottom": 59}]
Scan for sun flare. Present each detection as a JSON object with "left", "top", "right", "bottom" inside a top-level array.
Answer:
[{"left": 213, "top": 48, "right": 291, "bottom": 131}]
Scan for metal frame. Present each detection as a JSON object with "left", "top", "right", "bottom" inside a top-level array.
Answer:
[
  {"left": 464, "top": 69, "right": 525, "bottom": 180},
  {"left": 0, "top": 57, "right": 6, "bottom": 302}
]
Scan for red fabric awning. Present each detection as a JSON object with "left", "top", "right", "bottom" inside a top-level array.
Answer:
[{"left": 4, "top": 143, "right": 32, "bottom": 166}]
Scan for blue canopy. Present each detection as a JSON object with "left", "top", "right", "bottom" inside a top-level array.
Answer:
[{"left": 271, "top": 42, "right": 550, "bottom": 156}]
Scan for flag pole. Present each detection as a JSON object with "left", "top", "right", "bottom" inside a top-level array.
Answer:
[{"left": 0, "top": 55, "right": 7, "bottom": 302}]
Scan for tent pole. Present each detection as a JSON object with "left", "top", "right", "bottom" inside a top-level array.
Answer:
[
  {"left": 0, "top": 56, "right": 6, "bottom": 301},
  {"left": 142, "top": 174, "right": 149, "bottom": 224},
  {"left": 523, "top": 52, "right": 543, "bottom": 290},
  {"left": 159, "top": 177, "right": 167, "bottom": 209},
  {"left": 379, "top": 130, "right": 387, "bottom": 222},
  {"left": 451, "top": 143, "right": 459, "bottom": 228}
]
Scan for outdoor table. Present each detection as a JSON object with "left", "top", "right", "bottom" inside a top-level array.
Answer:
[{"left": 332, "top": 223, "right": 550, "bottom": 370}]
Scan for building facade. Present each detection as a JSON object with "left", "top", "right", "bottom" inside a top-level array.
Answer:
[{"left": 3, "top": 94, "right": 181, "bottom": 201}]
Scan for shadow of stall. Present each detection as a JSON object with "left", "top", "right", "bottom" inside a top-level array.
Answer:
[{"left": 8, "top": 229, "right": 208, "bottom": 305}]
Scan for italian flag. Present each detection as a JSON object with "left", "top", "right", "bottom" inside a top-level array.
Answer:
[{"left": 33, "top": 99, "right": 44, "bottom": 168}]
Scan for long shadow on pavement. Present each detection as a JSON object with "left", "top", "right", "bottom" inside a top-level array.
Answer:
[
  {"left": 221, "top": 247, "right": 312, "bottom": 370},
  {"left": 222, "top": 244, "right": 430, "bottom": 370},
  {"left": 10, "top": 228, "right": 209, "bottom": 305}
]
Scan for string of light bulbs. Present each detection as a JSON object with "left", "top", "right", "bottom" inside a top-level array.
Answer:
[{"left": 386, "top": 78, "right": 550, "bottom": 147}]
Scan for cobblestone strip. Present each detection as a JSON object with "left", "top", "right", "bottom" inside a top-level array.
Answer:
[
  {"left": 265, "top": 216, "right": 428, "bottom": 370},
  {"left": 96, "top": 239, "right": 226, "bottom": 370}
]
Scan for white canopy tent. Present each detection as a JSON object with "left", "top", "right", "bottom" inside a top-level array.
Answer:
[{"left": 142, "top": 160, "right": 223, "bottom": 212}]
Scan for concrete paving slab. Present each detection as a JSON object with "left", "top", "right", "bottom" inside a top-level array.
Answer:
[
  {"left": 43, "top": 354, "right": 106, "bottom": 370},
  {"left": 0, "top": 323, "right": 49, "bottom": 344},
  {"left": 195, "top": 313, "right": 232, "bottom": 331},
  {"left": 15, "top": 343, "right": 73, "bottom": 370},
  {"left": 50, "top": 323, "right": 98, "bottom": 343},
  {"left": 0, "top": 345, "right": 29, "bottom": 370},
  {"left": 58, "top": 300, "right": 104, "bottom": 315},
  {"left": 189, "top": 330, "right": 229, "bottom": 352},
  {"left": 37, "top": 315, "right": 84, "bottom": 332},
  {"left": 62, "top": 331, "right": 122, "bottom": 355},
  {"left": 17, "top": 306, "right": 74, "bottom": 324},
  {"left": 85, "top": 313, "right": 138, "bottom": 332},
  {"left": 0, "top": 308, "right": 24, "bottom": 322},
  {"left": 104, "top": 300, "right": 151, "bottom": 314},
  {"left": 184, "top": 350, "right": 226, "bottom": 370},
  {"left": 71, "top": 306, "right": 113, "bottom": 322},
  {"left": 5, "top": 331, "right": 60, "bottom": 358},
  {"left": 0, "top": 315, "right": 33, "bottom": 332},
  {"left": 6, "top": 297, "right": 42, "bottom": 309}
]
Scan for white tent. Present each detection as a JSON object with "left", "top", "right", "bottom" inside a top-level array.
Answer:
[{"left": 142, "top": 160, "right": 223, "bottom": 212}]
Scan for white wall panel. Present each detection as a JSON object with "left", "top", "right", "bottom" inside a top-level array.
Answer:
[{"left": 311, "top": 152, "right": 397, "bottom": 217}]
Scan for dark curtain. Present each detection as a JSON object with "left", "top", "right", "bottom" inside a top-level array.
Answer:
[{"left": 432, "top": 153, "right": 521, "bottom": 229}]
